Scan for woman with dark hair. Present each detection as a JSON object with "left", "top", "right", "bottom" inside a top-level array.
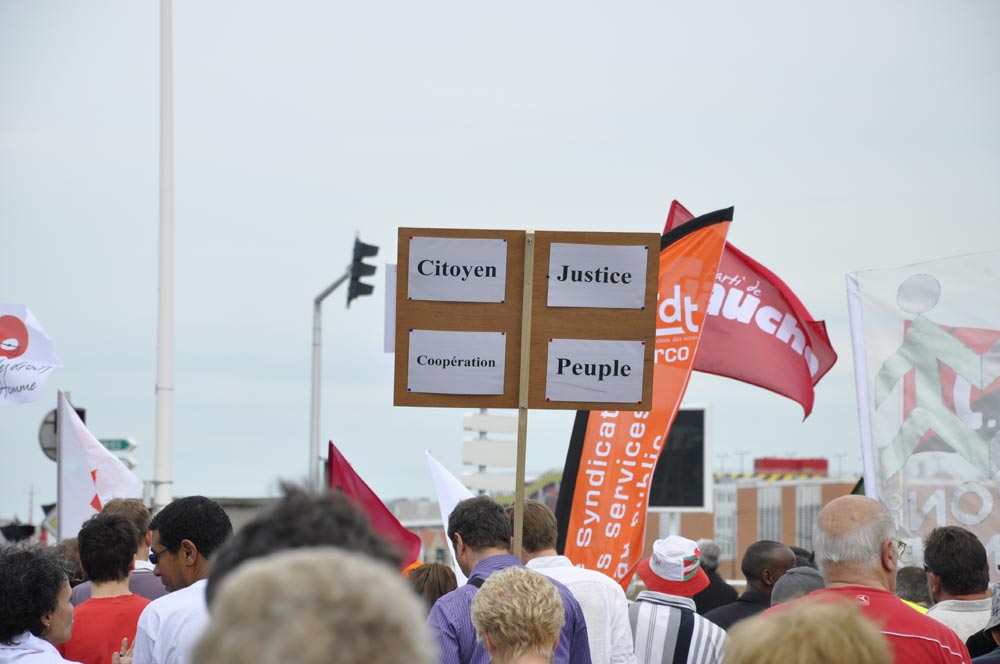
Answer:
[
  {"left": 407, "top": 562, "right": 458, "bottom": 613},
  {"left": 0, "top": 546, "right": 77, "bottom": 663}
]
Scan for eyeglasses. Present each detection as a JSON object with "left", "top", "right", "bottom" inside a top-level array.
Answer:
[
  {"left": 894, "top": 539, "right": 907, "bottom": 556},
  {"left": 149, "top": 547, "right": 170, "bottom": 565}
]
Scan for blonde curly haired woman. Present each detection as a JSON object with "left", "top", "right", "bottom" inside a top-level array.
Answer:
[{"left": 471, "top": 567, "right": 565, "bottom": 664}]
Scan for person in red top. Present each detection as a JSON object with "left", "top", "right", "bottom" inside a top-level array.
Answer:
[
  {"left": 765, "top": 495, "right": 970, "bottom": 664},
  {"left": 58, "top": 513, "right": 151, "bottom": 664}
]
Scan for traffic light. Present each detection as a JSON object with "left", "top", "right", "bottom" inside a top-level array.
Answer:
[{"left": 347, "top": 238, "right": 378, "bottom": 307}]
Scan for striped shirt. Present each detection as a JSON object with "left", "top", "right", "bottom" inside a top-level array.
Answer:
[{"left": 629, "top": 591, "right": 727, "bottom": 664}]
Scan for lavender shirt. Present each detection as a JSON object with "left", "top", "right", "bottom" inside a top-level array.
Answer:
[{"left": 427, "top": 554, "right": 592, "bottom": 664}]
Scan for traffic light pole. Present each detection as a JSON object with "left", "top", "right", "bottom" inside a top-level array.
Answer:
[{"left": 309, "top": 267, "right": 350, "bottom": 492}]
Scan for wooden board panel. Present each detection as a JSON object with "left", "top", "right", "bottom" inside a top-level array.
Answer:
[
  {"left": 527, "top": 231, "right": 659, "bottom": 410},
  {"left": 394, "top": 227, "right": 525, "bottom": 408}
]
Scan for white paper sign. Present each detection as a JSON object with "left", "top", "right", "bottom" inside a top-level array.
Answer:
[
  {"left": 547, "top": 243, "right": 649, "bottom": 309},
  {"left": 408, "top": 237, "right": 507, "bottom": 302},
  {"left": 545, "top": 338, "right": 645, "bottom": 403},
  {"left": 408, "top": 330, "right": 506, "bottom": 395}
]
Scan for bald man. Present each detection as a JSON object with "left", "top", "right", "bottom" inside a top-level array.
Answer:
[{"left": 765, "top": 495, "right": 970, "bottom": 663}]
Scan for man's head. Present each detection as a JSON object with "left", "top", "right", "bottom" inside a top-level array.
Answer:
[
  {"left": 771, "top": 566, "right": 825, "bottom": 605},
  {"left": 696, "top": 539, "right": 722, "bottom": 573},
  {"left": 812, "top": 495, "right": 900, "bottom": 591},
  {"left": 923, "top": 525, "right": 989, "bottom": 601},
  {"left": 448, "top": 496, "right": 511, "bottom": 577},
  {"left": 895, "top": 566, "right": 933, "bottom": 608},
  {"left": 509, "top": 501, "right": 557, "bottom": 562},
  {"left": 636, "top": 535, "right": 710, "bottom": 597},
  {"left": 194, "top": 548, "right": 434, "bottom": 664},
  {"left": 150, "top": 496, "right": 232, "bottom": 592},
  {"left": 102, "top": 498, "right": 151, "bottom": 557},
  {"left": 741, "top": 540, "right": 795, "bottom": 597},
  {"left": 206, "top": 484, "right": 401, "bottom": 606},
  {"left": 78, "top": 513, "right": 138, "bottom": 584}
]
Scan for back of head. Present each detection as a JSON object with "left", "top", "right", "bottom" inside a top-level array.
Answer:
[
  {"left": 409, "top": 562, "right": 458, "bottom": 612},
  {"left": 923, "top": 526, "right": 988, "bottom": 596},
  {"left": 895, "top": 567, "right": 933, "bottom": 606},
  {"left": 512, "top": 501, "right": 557, "bottom": 555},
  {"left": 102, "top": 498, "right": 151, "bottom": 548},
  {"left": 726, "top": 600, "right": 890, "bottom": 664},
  {"left": 741, "top": 540, "right": 792, "bottom": 582},
  {"left": 0, "top": 546, "right": 69, "bottom": 645},
  {"left": 151, "top": 495, "right": 232, "bottom": 559},
  {"left": 206, "top": 484, "right": 401, "bottom": 605},
  {"left": 812, "top": 495, "right": 895, "bottom": 578},
  {"left": 78, "top": 513, "right": 139, "bottom": 583},
  {"left": 697, "top": 539, "right": 722, "bottom": 572},
  {"left": 448, "top": 496, "right": 511, "bottom": 552},
  {"left": 471, "top": 567, "right": 564, "bottom": 664},
  {"left": 770, "top": 566, "right": 825, "bottom": 605},
  {"left": 193, "top": 547, "right": 434, "bottom": 664}
]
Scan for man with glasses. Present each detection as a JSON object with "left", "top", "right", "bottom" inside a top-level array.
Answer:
[
  {"left": 133, "top": 496, "right": 233, "bottom": 664},
  {"left": 767, "top": 495, "right": 971, "bottom": 663}
]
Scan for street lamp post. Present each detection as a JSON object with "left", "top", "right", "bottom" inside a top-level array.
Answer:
[{"left": 308, "top": 269, "right": 349, "bottom": 492}]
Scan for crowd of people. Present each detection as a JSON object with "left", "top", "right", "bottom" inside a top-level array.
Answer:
[{"left": 2, "top": 490, "right": 1000, "bottom": 664}]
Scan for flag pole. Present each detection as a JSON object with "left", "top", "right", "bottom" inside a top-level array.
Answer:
[
  {"left": 56, "top": 391, "right": 64, "bottom": 542},
  {"left": 153, "top": 0, "right": 175, "bottom": 512},
  {"left": 512, "top": 232, "right": 535, "bottom": 557}
]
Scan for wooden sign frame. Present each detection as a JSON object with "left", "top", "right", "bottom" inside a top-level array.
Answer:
[
  {"left": 528, "top": 231, "right": 659, "bottom": 410},
  {"left": 393, "top": 228, "right": 525, "bottom": 408}
]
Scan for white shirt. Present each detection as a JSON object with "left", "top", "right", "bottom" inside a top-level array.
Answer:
[
  {"left": 527, "top": 555, "right": 638, "bottom": 664},
  {"left": 132, "top": 579, "right": 209, "bottom": 664},
  {"left": 926, "top": 597, "right": 993, "bottom": 642},
  {"left": 0, "top": 632, "right": 79, "bottom": 664}
]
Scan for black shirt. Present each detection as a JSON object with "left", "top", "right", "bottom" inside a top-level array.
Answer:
[{"left": 702, "top": 589, "right": 771, "bottom": 631}]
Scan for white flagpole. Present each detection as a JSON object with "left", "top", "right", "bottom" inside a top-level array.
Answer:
[{"left": 153, "top": 0, "right": 175, "bottom": 512}]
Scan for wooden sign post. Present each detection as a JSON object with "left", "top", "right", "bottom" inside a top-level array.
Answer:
[{"left": 395, "top": 227, "right": 659, "bottom": 555}]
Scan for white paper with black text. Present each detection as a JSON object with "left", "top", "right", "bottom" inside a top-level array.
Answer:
[
  {"left": 545, "top": 338, "right": 645, "bottom": 402},
  {"left": 408, "top": 237, "right": 507, "bottom": 302},
  {"left": 547, "top": 243, "right": 649, "bottom": 309},
  {"left": 407, "top": 329, "right": 506, "bottom": 394}
]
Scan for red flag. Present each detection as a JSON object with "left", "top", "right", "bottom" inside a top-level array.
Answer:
[
  {"left": 327, "top": 442, "right": 422, "bottom": 567},
  {"left": 557, "top": 207, "right": 732, "bottom": 589},
  {"left": 665, "top": 201, "right": 837, "bottom": 417}
]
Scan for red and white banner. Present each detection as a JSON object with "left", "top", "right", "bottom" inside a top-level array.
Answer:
[
  {"left": 848, "top": 251, "right": 1000, "bottom": 574},
  {"left": 0, "top": 304, "right": 63, "bottom": 406},
  {"left": 328, "top": 442, "right": 422, "bottom": 567},
  {"left": 665, "top": 201, "right": 836, "bottom": 417},
  {"left": 57, "top": 391, "right": 143, "bottom": 540},
  {"left": 556, "top": 208, "right": 732, "bottom": 588}
]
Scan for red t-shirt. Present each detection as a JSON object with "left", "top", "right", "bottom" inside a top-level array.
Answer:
[
  {"left": 58, "top": 594, "right": 151, "bottom": 664},
  {"left": 765, "top": 585, "right": 970, "bottom": 664}
]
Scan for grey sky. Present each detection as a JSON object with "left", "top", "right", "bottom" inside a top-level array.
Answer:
[{"left": 2, "top": 1, "right": 998, "bottom": 523}]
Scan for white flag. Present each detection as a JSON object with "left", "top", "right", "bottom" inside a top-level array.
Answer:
[
  {"left": 58, "top": 391, "right": 143, "bottom": 540},
  {"left": 0, "top": 304, "right": 63, "bottom": 405},
  {"left": 425, "top": 450, "right": 474, "bottom": 585},
  {"left": 847, "top": 251, "right": 1000, "bottom": 572}
]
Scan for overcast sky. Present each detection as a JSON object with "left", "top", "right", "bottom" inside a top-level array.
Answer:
[{"left": 2, "top": 0, "right": 998, "bottom": 524}]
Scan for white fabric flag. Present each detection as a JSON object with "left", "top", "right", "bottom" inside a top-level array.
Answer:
[
  {"left": 847, "top": 250, "right": 1000, "bottom": 571},
  {"left": 425, "top": 450, "right": 474, "bottom": 585},
  {"left": 58, "top": 391, "right": 143, "bottom": 540},
  {"left": 0, "top": 304, "right": 63, "bottom": 405}
]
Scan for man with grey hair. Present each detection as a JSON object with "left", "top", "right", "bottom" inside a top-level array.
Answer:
[
  {"left": 766, "top": 495, "right": 970, "bottom": 663},
  {"left": 692, "top": 539, "right": 738, "bottom": 615}
]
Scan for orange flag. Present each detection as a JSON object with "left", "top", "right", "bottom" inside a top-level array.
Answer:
[{"left": 556, "top": 207, "right": 732, "bottom": 589}]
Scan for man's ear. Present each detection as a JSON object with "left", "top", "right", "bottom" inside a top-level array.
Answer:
[
  {"left": 453, "top": 533, "right": 465, "bottom": 556},
  {"left": 880, "top": 540, "right": 895, "bottom": 573},
  {"left": 144, "top": 532, "right": 152, "bottom": 548},
  {"left": 178, "top": 539, "right": 199, "bottom": 566}
]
